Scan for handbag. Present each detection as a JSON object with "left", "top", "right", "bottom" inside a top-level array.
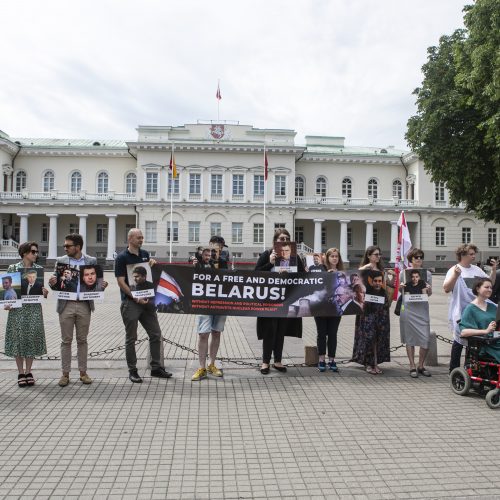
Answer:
[{"left": 394, "top": 295, "right": 402, "bottom": 316}]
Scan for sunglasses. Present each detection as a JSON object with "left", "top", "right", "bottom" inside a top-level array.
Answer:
[
  {"left": 30, "top": 250, "right": 39, "bottom": 254},
  {"left": 413, "top": 256, "right": 423, "bottom": 260},
  {"left": 63, "top": 244, "right": 75, "bottom": 249}
]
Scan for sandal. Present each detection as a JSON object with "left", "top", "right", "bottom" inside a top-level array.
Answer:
[
  {"left": 374, "top": 367, "right": 383, "bottom": 374},
  {"left": 366, "top": 367, "right": 377, "bottom": 375},
  {"left": 260, "top": 364, "right": 270, "bottom": 375},
  {"left": 25, "top": 373, "right": 35, "bottom": 386},
  {"left": 418, "top": 367, "right": 431, "bottom": 377},
  {"left": 272, "top": 364, "right": 287, "bottom": 373},
  {"left": 17, "top": 374, "right": 27, "bottom": 387},
  {"left": 410, "top": 368, "right": 418, "bottom": 378}
]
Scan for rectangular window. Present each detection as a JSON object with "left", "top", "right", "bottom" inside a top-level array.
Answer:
[
  {"left": 145, "top": 221, "right": 157, "bottom": 243},
  {"left": 232, "top": 252, "right": 242, "bottom": 258},
  {"left": 146, "top": 173, "right": 158, "bottom": 194},
  {"left": 436, "top": 255, "right": 446, "bottom": 261},
  {"left": 253, "top": 223, "right": 264, "bottom": 244},
  {"left": 232, "top": 223, "right": 243, "bottom": 244},
  {"left": 210, "top": 222, "right": 222, "bottom": 237},
  {"left": 347, "top": 227, "right": 353, "bottom": 247},
  {"left": 188, "top": 222, "right": 200, "bottom": 242},
  {"left": 436, "top": 227, "right": 445, "bottom": 246},
  {"left": 435, "top": 182, "right": 445, "bottom": 202},
  {"left": 488, "top": 228, "right": 498, "bottom": 247},
  {"left": 275, "top": 175, "right": 286, "bottom": 197},
  {"left": 167, "top": 222, "right": 179, "bottom": 243},
  {"left": 189, "top": 174, "right": 201, "bottom": 195},
  {"left": 461, "top": 227, "right": 471, "bottom": 244},
  {"left": 232, "top": 174, "right": 244, "bottom": 196},
  {"left": 211, "top": 174, "right": 223, "bottom": 195},
  {"left": 13, "top": 223, "right": 20, "bottom": 242},
  {"left": 167, "top": 173, "right": 179, "bottom": 195},
  {"left": 373, "top": 228, "right": 379, "bottom": 246},
  {"left": 295, "top": 226, "right": 304, "bottom": 244},
  {"left": 124, "top": 223, "right": 134, "bottom": 243},
  {"left": 96, "top": 223, "right": 108, "bottom": 243},
  {"left": 321, "top": 227, "right": 326, "bottom": 246},
  {"left": 274, "top": 223, "right": 286, "bottom": 230},
  {"left": 253, "top": 175, "right": 264, "bottom": 197},
  {"left": 69, "top": 223, "right": 78, "bottom": 235},
  {"left": 41, "top": 223, "right": 49, "bottom": 243}
]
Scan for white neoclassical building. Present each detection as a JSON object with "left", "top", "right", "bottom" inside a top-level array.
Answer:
[{"left": 0, "top": 122, "right": 498, "bottom": 268}]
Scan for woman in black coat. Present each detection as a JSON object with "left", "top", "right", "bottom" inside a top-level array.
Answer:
[{"left": 255, "top": 229, "right": 304, "bottom": 374}]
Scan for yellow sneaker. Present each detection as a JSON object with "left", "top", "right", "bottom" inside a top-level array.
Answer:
[
  {"left": 191, "top": 368, "right": 207, "bottom": 381},
  {"left": 207, "top": 364, "right": 223, "bottom": 377}
]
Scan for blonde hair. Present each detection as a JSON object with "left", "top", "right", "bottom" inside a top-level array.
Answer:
[{"left": 325, "top": 247, "right": 344, "bottom": 271}]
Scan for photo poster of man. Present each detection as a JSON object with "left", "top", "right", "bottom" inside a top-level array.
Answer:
[
  {"left": 306, "top": 253, "right": 325, "bottom": 272},
  {"left": 272, "top": 241, "right": 298, "bottom": 272},
  {"left": 21, "top": 267, "right": 44, "bottom": 304},
  {"left": 53, "top": 265, "right": 79, "bottom": 300},
  {"left": 362, "top": 269, "right": 386, "bottom": 305},
  {"left": 150, "top": 265, "right": 366, "bottom": 318},
  {"left": 403, "top": 268, "right": 429, "bottom": 302},
  {"left": 0, "top": 272, "right": 22, "bottom": 308},
  {"left": 126, "top": 263, "right": 155, "bottom": 299},
  {"left": 79, "top": 264, "right": 105, "bottom": 301}
]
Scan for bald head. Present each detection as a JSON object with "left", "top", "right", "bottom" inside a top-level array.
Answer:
[{"left": 127, "top": 228, "right": 144, "bottom": 249}]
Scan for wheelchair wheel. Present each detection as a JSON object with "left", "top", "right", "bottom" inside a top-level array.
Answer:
[
  {"left": 485, "top": 389, "right": 500, "bottom": 409},
  {"left": 450, "top": 368, "right": 471, "bottom": 396}
]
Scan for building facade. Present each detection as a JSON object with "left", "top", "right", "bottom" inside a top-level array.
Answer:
[{"left": 0, "top": 123, "right": 498, "bottom": 268}]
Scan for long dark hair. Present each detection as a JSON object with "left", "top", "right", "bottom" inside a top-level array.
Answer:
[{"left": 360, "top": 245, "right": 384, "bottom": 271}]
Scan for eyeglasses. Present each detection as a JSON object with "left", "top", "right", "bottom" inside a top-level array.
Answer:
[
  {"left": 414, "top": 256, "right": 423, "bottom": 260},
  {"left": 63, "top": 244, "right": 75, "bottom": 249},
  {"left": 371, "top": 253, "right": 381, "bottom": 257},
  {"left": 30, "top": 250, "right": 39, "bottom": 254}
]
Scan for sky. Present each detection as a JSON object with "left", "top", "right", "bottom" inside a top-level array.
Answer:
[{"left": 0, "top": 0, "right": 468, "bottom": 150}]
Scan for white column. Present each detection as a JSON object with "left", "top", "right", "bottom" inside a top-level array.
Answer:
[
  {"left": 76, "top": 214, "right": 88, "bottom": 253},
  {"left": 365, "top": 219, "right": 376, "bottom": 248},
  {"left": 339, "top": 219, "right": 350, "bottom": 264},
  {"left": 390, "top": 220, "right": 398, "bottom": 264},
  {"left": 47, "top": 214, "right": 59, "bottom": 259},
  {"left": 313, "top": 219, "right": 324, "bottom": 252},
  {"left": 17, "top": 213, "right": 29, "bottom": 243},
  {"left": 106, "top": 214, "right": 117, "bottom": 260}
]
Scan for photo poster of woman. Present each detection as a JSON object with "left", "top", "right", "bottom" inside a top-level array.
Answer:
[
  {"left": 272, "top": 241, "right": 298, "bottom": 272},
  {"left": 21, "top": 267, "right": 44, "bottom": 304},
  {"left": 0, "top": 271, "right": 22, "bottom": 308},
  {"left": 126, "top": 263, "right": 155, "bottom": 299},
  {"left": 362, "top": 269, "right": 386, "bottom": 305},
  {"left": 287, "top": 270, "right": 365, "bottom": 317},
  {"left": 79, "top": 264, "right": 105, "bottom": 301},
  {"left": 403, "top": 268, "right": 429, "bottom": 302},
  {"left": 53, "top": 265, "right": 79, "bottom": 300}
]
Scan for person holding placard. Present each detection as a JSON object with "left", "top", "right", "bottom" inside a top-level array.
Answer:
[
  {"left": 399, "top": 248, "right": 433, "bottom": 378},
  {"left": 352, "top": 246, "right": 391, "bottom": 375},
  {"left": 4, "top": 241, "right": 48, "bottom": 387}
]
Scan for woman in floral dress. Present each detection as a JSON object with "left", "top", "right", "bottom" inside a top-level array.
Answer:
[{"left": 4, "top": 241, "right": 48, "bottom": 387}]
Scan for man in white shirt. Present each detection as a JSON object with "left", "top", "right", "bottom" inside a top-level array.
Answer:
[{"left": 443, "top": 244, "right": 497, "bottom": 372}]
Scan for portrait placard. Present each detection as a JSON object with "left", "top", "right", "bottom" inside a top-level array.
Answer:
[
  {"left": 21, "top": 267, "right": 44, "bottom": 304},
  {"left": 127, "top": 263, "right": 155, "bottom": 299}
]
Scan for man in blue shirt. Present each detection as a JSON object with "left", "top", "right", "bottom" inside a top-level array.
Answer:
[{"left": 115, "top": 228, "right": 172, "bottom": 383}]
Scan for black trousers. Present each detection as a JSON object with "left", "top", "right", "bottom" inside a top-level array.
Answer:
[
  {"left": 449, "top": 340, "right": 464, "bottom": 372},
  {"left": 314, "top": 316, "right": 341, "bottom": 358}
]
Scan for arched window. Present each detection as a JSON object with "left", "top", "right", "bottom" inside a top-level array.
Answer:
[
  {"left": 125, "top": 172, "right": 137, "bottom": 194},
  {"left": 342, "top": 177, "right": 352, "bottom": 198},
  {"left": 70, "top": 171, "right": 82, "bottom": 193},
  {"left": 368, "top": 178, "right": 378, "bottom": 199},
  {"left": 43, "top": 170, "right": 55, "bottom": 192},
  {"left": 316, "top": 176, "right": 327, "bottom": 197},
  {"left": 295, "top": 176, "right": 305, "bottom": 197},
  {"left": 15, "top": 171, "right": 27, "bottom": 192},
  {"left": 392, "top": 179, "right": 402, "bottom": 199},
  {"left": 97, "top": 172, "right": 109, "bottom": 193}
]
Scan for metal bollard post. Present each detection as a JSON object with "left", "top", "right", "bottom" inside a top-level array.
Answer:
[
  {"left": 426, "top": 330, "right": 438, "bottom": 366},
  {"left": 147, "top": 340, "right": 165, "bottom": 369}
]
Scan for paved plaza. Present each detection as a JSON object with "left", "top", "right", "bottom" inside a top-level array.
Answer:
[{"left": 1, "top": 273, "right": 500, "bottom": 499}]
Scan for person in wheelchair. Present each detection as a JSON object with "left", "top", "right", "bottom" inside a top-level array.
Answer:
[{"left": 459, "top": 277, "right": 500, "bottom": 363}]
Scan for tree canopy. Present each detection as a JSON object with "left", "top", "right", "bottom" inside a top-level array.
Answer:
[{"left": 406, "top": 0, "right": 500, "bottom": 222}]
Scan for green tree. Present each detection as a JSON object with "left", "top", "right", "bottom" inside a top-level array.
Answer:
[{"left": 406, "top": 0, "right": 500, "bottom": 222}]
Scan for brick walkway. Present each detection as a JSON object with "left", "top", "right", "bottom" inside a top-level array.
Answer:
[{"left": 1, "top": 274, "right": 499, "bottom": 499}]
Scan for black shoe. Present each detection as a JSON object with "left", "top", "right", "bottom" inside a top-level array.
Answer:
[
  {"left": 129, "top": 370, "right": 143, "bottom": 383},
  {"left": 151, "top": 367, "right": 173, "bottom": 379},
  {"left": 272, "top": 364, "right": 287, "bottom": 373}
]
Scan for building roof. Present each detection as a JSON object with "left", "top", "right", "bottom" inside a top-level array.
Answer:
[
  {"left": 303, "top": 144, "right": 409, "bottom": 157},
  {"left": 11, "top": 138, "right": 128, "bottom": 148}
]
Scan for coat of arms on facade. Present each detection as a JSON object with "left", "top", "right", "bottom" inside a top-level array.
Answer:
[{"left": 209, "top": 124, "right": 225, "bottom": 140}]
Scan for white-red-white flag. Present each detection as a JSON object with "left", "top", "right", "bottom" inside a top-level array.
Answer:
[
  {"left": 394, "top": 211, "right": 412, "bottom": 299},
  {"left": 216, "top": 82, "right": 221, "bottom": 101}
]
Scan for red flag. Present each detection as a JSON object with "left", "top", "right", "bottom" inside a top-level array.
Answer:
[
  {"left": 393, "top": 211, "right": 412, "bottom": 299},
  {"left": 216, "top": 82, "right": 221, "bottom": 100},
  {"left": 264, "top": 151, "right": 268, "bottom": 181}
]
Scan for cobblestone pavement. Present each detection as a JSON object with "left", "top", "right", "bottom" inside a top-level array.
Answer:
[{"left": 1, "top": 273, "right": 499, "bottom": 499}]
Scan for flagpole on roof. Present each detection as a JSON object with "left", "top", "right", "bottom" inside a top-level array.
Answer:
[
  {"left": 168, "top": 142, "right": 175, "bottom": 263},
  {"left": 216, "top": 79, "right": 221, "bottom": 122},
  {"left": 263, "top": 143, "right": 267, "bottom": 251}
]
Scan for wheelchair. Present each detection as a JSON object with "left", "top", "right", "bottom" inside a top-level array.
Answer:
[{"left": 450, "top": 335, "right": 500, "bottom": 409}]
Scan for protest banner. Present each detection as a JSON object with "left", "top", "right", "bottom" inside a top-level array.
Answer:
[{"left": 151, "top": 265, "right": 365, "bottom": 317}]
